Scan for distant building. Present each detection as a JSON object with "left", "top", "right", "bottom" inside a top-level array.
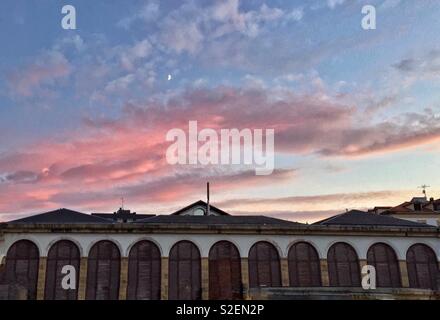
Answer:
[
  {"left": 0, "top": 201, "right": 439, "bottom": 300},
  {"left": 369, "top": 196, "right": 440, "bottom": 227}
]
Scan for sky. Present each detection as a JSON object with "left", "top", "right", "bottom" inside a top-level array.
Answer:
[{"left": 1, "top": 0, "right": 440, "bottom": 222}]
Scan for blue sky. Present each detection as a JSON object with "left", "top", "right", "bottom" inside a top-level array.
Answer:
[{"left": 1, "top": 0, "right": 440, "bottom": 221}]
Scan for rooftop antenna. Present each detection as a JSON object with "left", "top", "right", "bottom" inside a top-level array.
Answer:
[
  {"left": 418, "top": 185, "right": 430, "bottom": 198},
  {"left": 206, "top": 182, "right": 210, "bottom": 216},
  {"left": 121, "top": 197, "right": 125, "bottom": 210}
]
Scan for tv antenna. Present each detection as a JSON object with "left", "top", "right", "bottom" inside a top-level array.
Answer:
[
  {"left": 121, "top": 197, "right": 125, "bottom": 210},
  {"left": 418, "top": 185, "right": 430, "bottom": 197},
  {"left": 206, "top": 182, "right": 210, "bottom": 216}
]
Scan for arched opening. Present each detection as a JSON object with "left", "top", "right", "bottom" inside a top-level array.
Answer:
[
  {"left": 127, "top": 240, "right": 161, "bottom": 300},
  {"left": 367, "top": 243, "right": 401, "bottom": 288},
  {"left": 3, "top": 240, "right": 40, "bottom": 300},
  {"left": 248, "top": 241, "right": 281, "bottom": 288},
  {"left": 86, "top": 240, "right": 120, "bottom": 300},
  {"left": 209, "top": 241, "right": 242, "bottom": 300},
  {"left": 327, "top": 242, "right": 360, "bottom": 287},
  {"left": 168, "top": 241, "right": 201, "bottom": 300},
  {"left": 288, "top": 242, "right": 321, "bottom": 287},
  {"left": 407, "top": 244, "right": 439, "bottom": 290},
  {"left": 45, "top": 240, "right": 81, "bottom": 300}
]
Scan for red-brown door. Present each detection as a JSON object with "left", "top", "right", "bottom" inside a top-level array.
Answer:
[
  {"left": 127, "top": 240, "right": 161, "bottom": 300},
  {"left": 248, "top": 241, "right": 281, "bottom": 288},
  {"left": 45, "top": 240, "right": 81, "bottom": 300},
  {"left": 288, "top": 242, "right": 321, "bottom": 287},
  {"left": 327, "top": 242, "right": 360, "bottom": 287},
  {"left": 168, "top": 241, "right": 201, "bottom": 300},
  {"left": 407, "top": 244, "right": 439, "bottom": 290},
  {"left": 86, "top": 240, "right": 120, "bottom": 300},
  {"left": 209, "top": 241, "right": 242, "bottom": 300},
  {"left": 3, "top": 240, "right": 40, "bottom": 300},
  {"left": 367, "top": 243, "right": 401, "bottom": 288}
]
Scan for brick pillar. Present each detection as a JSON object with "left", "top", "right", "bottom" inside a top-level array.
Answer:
[
  {"left": 201, "top": 258, "right": 209, "bottom": 300},
  {"left": 241, "top": 258, "right": 249, "bottom": 299},
  {"left": 161, "top": 257, "right": 169, "bottom": 300},
  {"left": 399, "top": 260, "right": 410, "bottom": 288},
  {"left": 36, "top": 257, "right": 47, "bottom": 300},
  {"left": 320, "top": 259, "right": 329, "bottom": 286},
  {"left": 77, "top": 257, "right": 88, "bottom": 300},
  {"left": 359, "top": 259, "right": 368, "bottom": 270},
  {"left": 119, "top": 257, "right": 129, "bottom": 300},
  {"left": 280, "top": 258, "right": 289, "bottom": 287}
]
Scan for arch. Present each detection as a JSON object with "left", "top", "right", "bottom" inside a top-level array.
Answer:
[
  {"left": 46, "top": 237, "right": 84, "bottom": 258},
  {"left": 125, "top": 237, "right": 163, "bottom": 257},
  {"left": 127, "top": 240, "right": 161, "bottom": 300},
  {"left": 367, "top": 243, "right": 401, "bottom": 288},
  {"left": 327, "top": 242, "right": 360, "bottom": 287},
  {"left": 168, "top": 241, "right": 201, "bottom": 300},
  {"left": 248, "top": 241, "right": 281, "bottom": 288},
  {"left": 288, "top": 242, "right": 321, "bottom": 287},
  {"left": 287, "top": 239, "right": 323, "bottom": 259},
  {"left": 86, "top": 238, "right": 124, "bottom": 258},
  {"left": 3, "top": 240, "right": 40, "bottom": 300},
  {"left": 44, "top": 240, "right": 81, "bottom": 300},
  {"left": 406, "top": 244, "right": 439, "bottom": 290},
  {"left": 86, "top": 240, "right": 121, "bottom": 300},
  {"left": 209, "top": 241, "right": 242, "bottom": 300}
]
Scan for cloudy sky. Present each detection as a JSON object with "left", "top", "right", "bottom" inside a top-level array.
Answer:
[{"left": 1, "top": 0, "right": 440, "bottom": 222}]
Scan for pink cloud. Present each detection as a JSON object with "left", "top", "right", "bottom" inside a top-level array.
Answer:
[{"left": 0, "top": 85, "right": 439, "bottom": 216}]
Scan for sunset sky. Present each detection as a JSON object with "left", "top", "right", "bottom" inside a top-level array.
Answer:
[{"left": 1, "top": 0, "right": 440, "bottom": 222}]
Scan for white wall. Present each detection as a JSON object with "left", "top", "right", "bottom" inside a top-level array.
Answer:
[{"left": 1, "top": 232, "right": 439, "bottom": 261}]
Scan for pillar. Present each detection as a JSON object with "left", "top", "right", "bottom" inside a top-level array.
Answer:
[
  {"left": 119, "top": 257, "right": 129, "bottom": 300},
  {"left": 161, "top": 257, "right": 169, "bottom": 300},
  {"left": 77, "top": 257, "right": 88, "bottom": 300},
  {"left": 399, "top": 260, "right": 410, "bottom": 288},
  {"left": 201, "top": 258, "right": 209, "bottom": 300},
  {"left": 320, "top": 259, "right": 329, "bottom": 286},
  {"left": 280, "top": 258, "right": 289, "bottom": 287},
  {"left": 241, "top": 258, "right": 249, "bottom": 299},
  {"left": 36, "top": 257, "right": 47, "bottom": 300},
  {"left": 359, "top": 259, "right": 368, "bottom": 270}
]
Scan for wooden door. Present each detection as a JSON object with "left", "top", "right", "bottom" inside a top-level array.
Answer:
[
  {"left": 168, "top": 241, "right": 201, "bottom": 300},
  {"left": 127, "top": 241, "right": 161, "bottom": 300},
  {"left": 209, "top": 241, "right": 242, "bottom": 300},
  {"left": 45, "top": 240, "right": 80, "bottom": 300}
]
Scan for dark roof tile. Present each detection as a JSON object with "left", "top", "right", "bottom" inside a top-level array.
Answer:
[
  {"left": 314, "top": 210, "right": 434, "bottom": 228},
  {"left": 7, "top": 208, "right": 111, "bottom": 224}
]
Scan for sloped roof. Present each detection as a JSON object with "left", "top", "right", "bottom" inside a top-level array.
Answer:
[
  {"left": 170, "top": 200, "right": 230, "bottom": 216},
  {"left": 136, "top": 214, "right": 301, "bottom": 226},
  {"left": 7, "top": 208, "right": 111, "bottom": 224},
  {"left": 314, "top": 210, "right": 434, "bottom": 228}
]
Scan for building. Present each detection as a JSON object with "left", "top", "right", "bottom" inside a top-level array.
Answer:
[
  {"left": 369, "top": 196, "right": 440, "bottom": 227},
  {"left": 0, "top": 201, "right": 439, "bottom": 300}
]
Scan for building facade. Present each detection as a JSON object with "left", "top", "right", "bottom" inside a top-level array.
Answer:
[{"left": 0, "top": 201, "right": 439, "bottom": 300}]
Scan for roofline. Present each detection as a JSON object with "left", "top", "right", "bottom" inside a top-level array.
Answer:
[{"left": 0, "top": 222, "right": 438, "bottom": 237}]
